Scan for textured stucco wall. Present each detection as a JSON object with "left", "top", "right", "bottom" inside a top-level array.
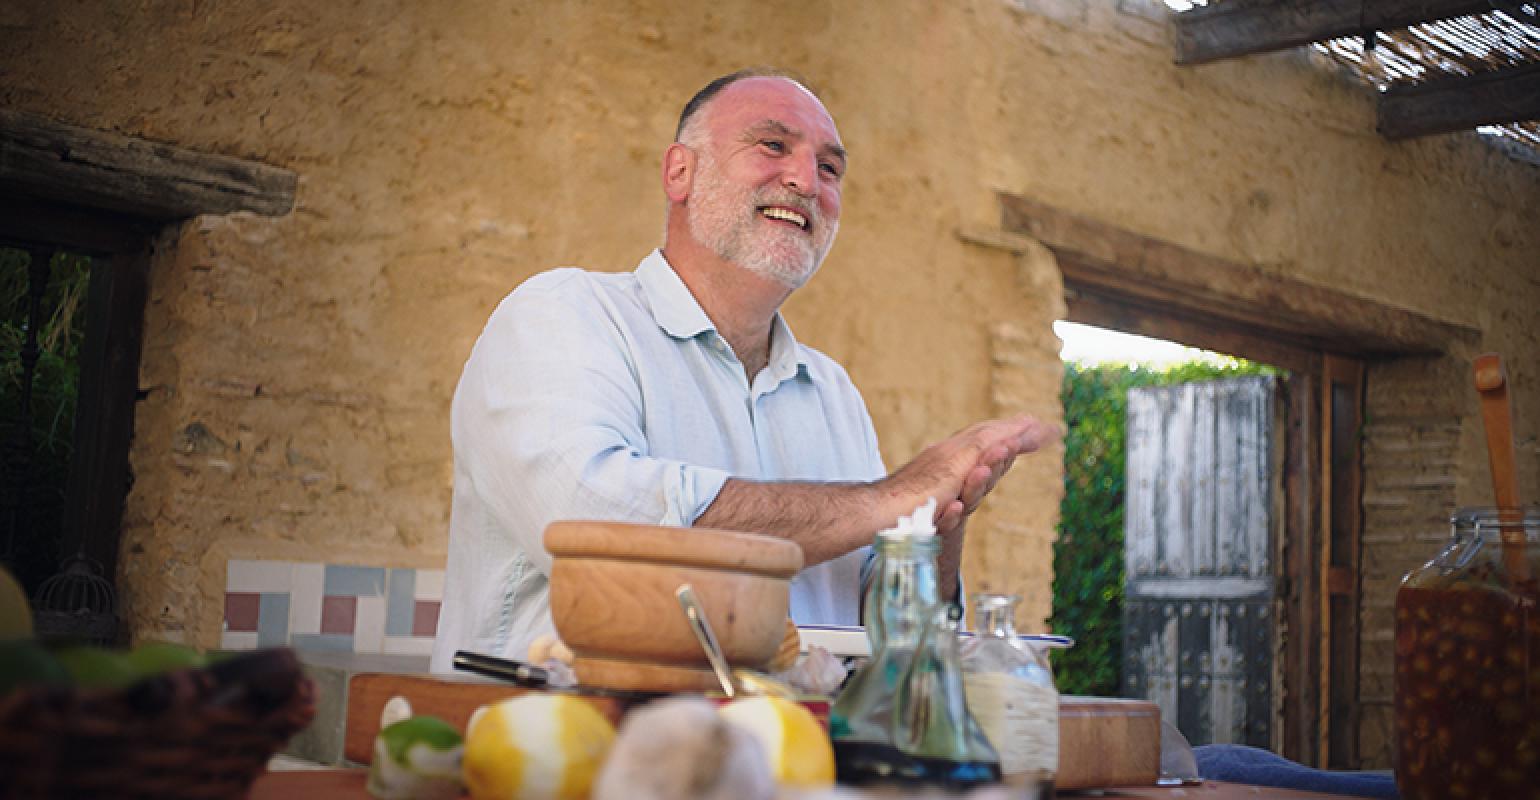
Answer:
[{"left": 2, "top": 1, "right": 1537, "bottom": 750}]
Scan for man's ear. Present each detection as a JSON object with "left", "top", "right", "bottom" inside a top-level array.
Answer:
[{"left": 662, "top": 142, "right": 694, "bottom": 204}]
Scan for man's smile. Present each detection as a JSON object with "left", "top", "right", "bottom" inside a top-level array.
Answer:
[{"left": 759, "top": 205, "right": 810, "bottom": 231}]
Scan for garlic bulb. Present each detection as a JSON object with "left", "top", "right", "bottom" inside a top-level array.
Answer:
[{"left": 592, "top": 696, "right": 774, "bottom": 800}]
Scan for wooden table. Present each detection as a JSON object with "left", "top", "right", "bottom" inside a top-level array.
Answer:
[
  {"left": 248, "top": 769, "right": 1379, "bottom": 799},
  {"left": 339, "top": 674, "right": 1163, "bottom": 790}
]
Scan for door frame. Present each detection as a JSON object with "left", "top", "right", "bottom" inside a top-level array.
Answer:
[
  {"left": 965, "top": 192, "right": 1477, "bottom": 766},
  {"left": 0, "top": 196, "right": 156, "bottom": 584},
  {"left": 0, "top": 109, "right": 296, "bottom": 634},
  {"left": 1069, "top": 300, "right": 1363, "bottom": 767},
  {"left": 1063, "top": 289, "right": 1332, "bottom": 761}
]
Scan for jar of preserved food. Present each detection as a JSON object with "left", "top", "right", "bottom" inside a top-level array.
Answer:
[
  {"left": 960, "top": 593, "right": 1058, "bottom": 797},
  {"left": 1395, "top": 507, "right": 1540, "bottom": 799}
]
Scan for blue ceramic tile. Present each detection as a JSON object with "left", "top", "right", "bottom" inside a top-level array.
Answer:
[
  {"left": 324, "top": 565, "right": 385, "bottom": 597},
  {"left": 257, "top": 592, "right": 291, "bottom": 648},
  {"left": 385, "top": 569, "right": 416, "bottom": 637},
  {"left": 291, "top": 633, "right": 355, "bottom": 653}
]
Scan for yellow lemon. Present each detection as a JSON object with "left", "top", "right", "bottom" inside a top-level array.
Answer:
[
  {"left": 717, "top": 695, "right": 835, "bottom": 788},
  {"left": 461, "top": 693, "right": 615, "bottom": 800}
]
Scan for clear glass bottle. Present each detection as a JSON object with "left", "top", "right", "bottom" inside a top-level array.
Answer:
[
  {"left": 1395, "top": 508, "right": 1539, "bottom": 800},
  {"left": 830, "top": 532, "right": 1001, "bottom": 789},
  {"left": 960, "top": 593, "right": 1059, "bottom": 796}
]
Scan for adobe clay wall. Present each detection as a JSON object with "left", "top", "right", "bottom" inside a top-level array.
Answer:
[{"left": 2, "top": 2, "right": 1536, "bottom": 766}]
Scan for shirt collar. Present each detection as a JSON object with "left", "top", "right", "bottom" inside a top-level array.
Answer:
[
  {"left": 767, "top": 310, "right": 811, "bottom": 379},
  {"left": 636, "top": 249, "right": 811, "bottom": 377},
  {"left": 637, "top": 249, "right": 714, "bottom": 340}
]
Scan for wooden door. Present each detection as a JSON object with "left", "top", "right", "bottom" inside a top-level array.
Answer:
[{"left": 1122, "top": 375, "right": 1279, "bottom": 747}]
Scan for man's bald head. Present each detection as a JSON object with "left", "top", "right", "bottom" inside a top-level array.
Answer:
[{"left": 674, "top": 67, "right": 821, "bottom": 146}]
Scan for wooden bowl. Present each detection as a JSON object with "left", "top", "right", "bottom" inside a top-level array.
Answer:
[{"left": 544, "top": 521, "right": 803, "bottom": 677}]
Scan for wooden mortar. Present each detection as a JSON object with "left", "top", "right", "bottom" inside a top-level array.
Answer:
[{"left": 545, "top": 520, "right": 803, "bottom": 692}]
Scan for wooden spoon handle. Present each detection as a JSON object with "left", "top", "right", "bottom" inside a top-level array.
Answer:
[
  {"left": 1474, "top": 354, "right": 1522, "bottom": 509},
  {"left": 1473, "top": 353, "right": 1527, "bottom": 579}
]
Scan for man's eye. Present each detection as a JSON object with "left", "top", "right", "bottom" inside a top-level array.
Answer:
[
  {"left": 820, "top": 162, "right": 842, "bottom": 178},
  {"left": 760, "top": 139, "right": 785, "bottom": 153}
]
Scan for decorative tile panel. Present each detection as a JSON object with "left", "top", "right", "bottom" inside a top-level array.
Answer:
[
  {"left": 413, "top": 601, "right": 441, "bottom": 637},
  {"left": 320, "top": 595, "right": 357, "bottom": 635},
  {"left": 324, "top": 565, "right": 385, "bottom": 597},
  {"left": 224, "top": 593, "right": 261, "bottom": 633},
  {"left": 385, "top": 569, "right": 416, "bottom": 637},
  {"left": 257, "top": 593, "right": 291, "bottom": 648},
  {"left": 227, "top": 560, "right": 293, "bottom": 593},
  {"left": 223, "top": 559, "right": 442, "bottom": 655},
  {"left": 290, "top": 563, "right": 325, "bottom": 636}
]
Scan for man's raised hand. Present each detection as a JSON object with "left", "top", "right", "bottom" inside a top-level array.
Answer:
[{"left": 883, "top": 414, "right": 1057, "bottom": 534}]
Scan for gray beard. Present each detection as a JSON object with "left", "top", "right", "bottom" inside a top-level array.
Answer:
[{"left": 686, "top": 159, "right": 836, "bottom": 290}]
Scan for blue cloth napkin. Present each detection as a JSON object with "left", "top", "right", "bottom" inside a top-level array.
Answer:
[{"left": 1193, "top": 744, "right": 1398, "bottom": 799}]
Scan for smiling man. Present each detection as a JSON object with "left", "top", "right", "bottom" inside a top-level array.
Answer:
[{"left": 430, "top": 69, "right": 1053, "bottom": 670}]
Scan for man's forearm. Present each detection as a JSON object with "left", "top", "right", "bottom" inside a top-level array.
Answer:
[
  {"left": 694, "top": 478, "right": 890, "bottom": 565},
  {"left": 696, "top": 414, "right": 1053, "bottom": 580}
]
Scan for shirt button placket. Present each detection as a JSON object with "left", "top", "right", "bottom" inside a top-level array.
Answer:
[{"left": 749, "top": 393, "right": 769, "bottom": 474}]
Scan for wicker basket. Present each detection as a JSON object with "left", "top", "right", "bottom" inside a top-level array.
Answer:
[{"left": 0, "top": 647, "right": 315, "bottom": 800}]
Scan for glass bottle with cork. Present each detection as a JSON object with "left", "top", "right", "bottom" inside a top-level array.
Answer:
[{"left": 829, "top": 499, "right": 1001, "bottom": 789}]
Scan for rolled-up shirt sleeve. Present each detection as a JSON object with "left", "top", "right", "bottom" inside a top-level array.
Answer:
[{"left": 452, "top": 271, "right": 730, "bottom": 575}]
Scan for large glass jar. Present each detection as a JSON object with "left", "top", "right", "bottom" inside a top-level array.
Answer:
[
  {"left": 830, "top": 532, "right": 1000, "bottom": 789},
  {"left": 1395, "top": 507, "right": 1540, "bottom": 799},
  {"left": 960, "top": 593, "right": 1058, "bottom": 796}
]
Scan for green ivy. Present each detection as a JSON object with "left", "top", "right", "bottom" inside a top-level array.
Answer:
[{"left": 1050, "top": 358, "right": 1278, "bottom": 696}]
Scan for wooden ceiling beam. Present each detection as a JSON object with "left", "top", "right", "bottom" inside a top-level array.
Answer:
[
  {"left": 1174, "top": 0, "right": 1493, "bottom": 65},
  {"left": 1378, "top": 62, "right": 1540, "bottom": 139},
  {"left": 0, "top": 108, "right": 297, "bottom": 222}
]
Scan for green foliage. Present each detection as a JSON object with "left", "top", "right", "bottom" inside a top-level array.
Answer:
[
  {"left": 0, "top": 249, "right": 92, "bottom": 596},
  {"left": 0, "top": 249, "right": 90, "bottom": 449},
  {"left": 1050, "top": 357, "right": 1278, "bottom": 696}
]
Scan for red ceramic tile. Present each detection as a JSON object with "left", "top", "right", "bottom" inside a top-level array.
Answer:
[
  {"left": 320, "top": 595, "right": 357, "bottom": 635},
  {"left": 413, "top": 600, "right": 440, "bottom": 637},
  {"left": 225, "top": 592, "right": 261, "bottom": 632}
]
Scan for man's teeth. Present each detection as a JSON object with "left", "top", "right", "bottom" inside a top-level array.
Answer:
[{"left": 761, "top": 207, "right": 808, "bottom": 229}]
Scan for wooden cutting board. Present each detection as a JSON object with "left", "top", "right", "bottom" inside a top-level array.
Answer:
[
  {"left": 1057, "top": 696, "right": 1161, "bottom": 789},
  {"left": 343, "top": 673, "right": 1159, "bottom": 790},
  {"left": 343, "top": 673, "right": 629, "bottom": 764}
]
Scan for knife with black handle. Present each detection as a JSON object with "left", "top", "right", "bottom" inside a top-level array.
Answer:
[{"left": 451, "top": 650, "right": 550, "bottom": 687}]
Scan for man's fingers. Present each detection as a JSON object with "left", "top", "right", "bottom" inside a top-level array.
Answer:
[
  {"left": 961, "top": 464, "right": 993, "bottom": 513},
  {"left": 961, "top": 422, "right": 1046, "bottom": 511},
  {"left": 936, "top": 499, "right": 965, "bottom": 535},
  {"left": 895, "top": 415, "right": 1057, "bottom": 519},
  {"left": 1016, "top": 418, "right": 1064, "bottom": 453},
  {"left": 969, "top": 415, "right": 1055, "bottom": 460},
  {"left": 979, "top": 442, "right": 1011, "bottom": 470}
]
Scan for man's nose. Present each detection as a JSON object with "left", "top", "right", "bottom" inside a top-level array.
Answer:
[{"left": 781, "top": 151, "right": 818, "bottom": 196}]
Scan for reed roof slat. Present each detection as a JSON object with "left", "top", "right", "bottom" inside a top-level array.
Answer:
[{"left": 1170, "top": 1, "right": 1540, "bottom": 158}]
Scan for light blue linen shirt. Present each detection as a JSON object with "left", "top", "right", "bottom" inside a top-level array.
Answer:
[{"left": 430, "top": 250, "right": 885, "bottom": 672}]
